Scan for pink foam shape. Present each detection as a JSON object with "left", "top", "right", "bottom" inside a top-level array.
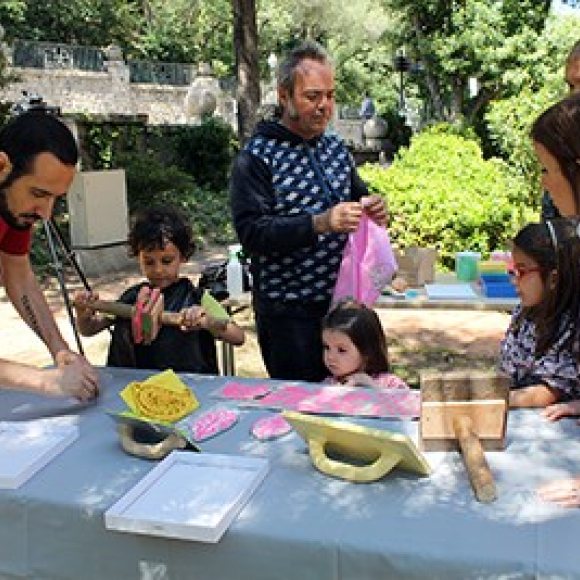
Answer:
[
  {"left": 297, "top": 387, "right": 420, "bottom": 418},
  {"left": 189, "top": 408, "right": 239, "bottom": 442},
  {"left": 251, "top": 415, "right": 292, "bottom": 440},
  {"left": 219, "top": 382, "right": 271, "bottom": 400},
  {"left": 257, "top": 385, "right": 312, "bottom": 409}
]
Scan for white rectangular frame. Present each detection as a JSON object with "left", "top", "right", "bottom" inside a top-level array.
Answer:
[{"left": 105, "top": 451, "right": 269, "bottom": 543}]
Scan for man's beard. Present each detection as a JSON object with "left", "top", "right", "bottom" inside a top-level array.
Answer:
[
  {"left": 285, "top": 100, "right": 300, "bottom": 121},
  {"left": 286, "top": 100, "right": 326, "bottom": 127},
  {"left": 0, "top": 188, "right": 33, "bottom": 231}
]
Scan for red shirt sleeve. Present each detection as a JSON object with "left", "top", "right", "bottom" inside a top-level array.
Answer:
[{"left": 0, "top": 217, "right": 32, "bottom": 255}]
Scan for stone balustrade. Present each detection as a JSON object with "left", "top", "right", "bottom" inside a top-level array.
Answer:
[{"left": 0, "top": 40, "right": 237, "bottom": 127}]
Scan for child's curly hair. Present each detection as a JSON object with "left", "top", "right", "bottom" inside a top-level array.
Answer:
[{"left": 128, "top": 206, "right": 194, "bottom": 259}]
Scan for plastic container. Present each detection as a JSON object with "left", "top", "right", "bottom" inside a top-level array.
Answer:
[
  {"left": 226, "top": 244, "right": 244, "bottom": 299},
  {"left": 478, "top": 261, "right": 507, "bottom": 275},
  {"left": 455, "top": 251, "right": 481, "bottom": 282},
  {"left": 480, "top": 279, "right": 518, "bottom": 298},
  {"left": 479, "top": 273, "right": 511, "bottom": 284}
]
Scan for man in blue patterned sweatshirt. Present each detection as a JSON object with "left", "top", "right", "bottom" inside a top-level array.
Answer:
[{"left": 230, "top": 41, "right": 387, "bottom": 382}]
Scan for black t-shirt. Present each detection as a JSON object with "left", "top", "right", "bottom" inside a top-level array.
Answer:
[{"left": 107, "top": 277, "right": 219, "bottom": 374}]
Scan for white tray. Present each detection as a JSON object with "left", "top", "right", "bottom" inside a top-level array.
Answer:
[
  {"left": 104, "top": 451, "right": 269, "bottom": 543},
  {"left": 0, "top": 418, "right": 79, "bottom": 489},
  {"left": 425, "top": 283, "right": 478, "bottom": 300}
]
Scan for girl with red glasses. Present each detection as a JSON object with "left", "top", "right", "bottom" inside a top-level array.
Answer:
[{"left": 498, "top": 219, "right": 580, "bottom": 410}]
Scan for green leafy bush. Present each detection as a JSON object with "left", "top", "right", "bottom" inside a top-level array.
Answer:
[
  {"left": 75, "top": 117, "right": 238, "bottom": 248},
  {"left": 359, "top": 125, "right": 535, "bottom": 269},
  {"left": 119, "top": 153, "right": 235, "bottom": 246},
  {"left": 171, "top": 118, "right": 238, "bottom": 191},
  {"left": 485, "top": 86, "right": 559, "bottom": 210},
  {"left": 79, "top": 117, "right": 238, "bottom": 193}
]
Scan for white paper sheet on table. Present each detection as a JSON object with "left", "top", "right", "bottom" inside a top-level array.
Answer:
[
  {"left": 425, "top": 283, "right": 478, "bottom": 300},
  {"left": 0, "top": 417, "right": 79, "bottom": 489}
]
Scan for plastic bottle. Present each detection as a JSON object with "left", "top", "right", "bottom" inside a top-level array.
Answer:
[{"left": 226, "top": 244, "right": 244, "bottom": 298}]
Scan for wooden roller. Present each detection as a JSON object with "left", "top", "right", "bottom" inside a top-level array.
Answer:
[
  {"left": 419, "top": 370, "right": 510, "bottom": 503},
  {"left": 452, "top": 415, "right": 497, "bottom": 503},
  {"left": 86, "top": 298, "right": 183, "bottom": 326},
  {"left": 75, "top": 290, "right": 184, "bottom": 344}
]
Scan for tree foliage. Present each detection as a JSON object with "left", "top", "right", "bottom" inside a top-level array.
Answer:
[
  {"left": 127, "top": 0, "right": 233, "bottom": 70},
  {"left": 0, "top": 0, "right": 137, "bottom": 48},
  {"left": 258, "top": 0, "right": 394, "bottom": 103},
  {"left": 359, "top": 125, "right": 534, "bottom": 268},
  {"left": 485, "top": 14, "right": 580, "bottom": 209},
  {"left": 382, "top": 0, "right": 552, "bottom": 122}
]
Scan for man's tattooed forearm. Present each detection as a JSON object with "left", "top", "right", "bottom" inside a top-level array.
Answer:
[{"left": 21, "top": 294, "right": 42, "bottom": 337}]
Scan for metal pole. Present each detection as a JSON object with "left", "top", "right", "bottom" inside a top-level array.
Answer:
[
  {"left": 399, "top": 68, "right": 405, "bottom": 111},
  {"left": 43, "top": 220, "right": 85, "bottom": 355},
  {"left": 48, "top": 218, "right": 92, "bottom": 292}
]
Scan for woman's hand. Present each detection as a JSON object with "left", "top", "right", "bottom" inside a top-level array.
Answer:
[
  {"left": 537, "top": 477, "right": 580, "bottom": 508},
  {"left": 543, "top": 400, "right": 580, "bottom": 422}
]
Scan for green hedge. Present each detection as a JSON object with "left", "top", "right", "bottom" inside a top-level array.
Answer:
[
  {"left": 359, "top": 124, "right": 536, "bottom": 269},
  {"left": 77, "top": 116, "right": 238, "bottom": 247},
  {"left": 118, "top": 152, "right": 235, "bottom": 247}
]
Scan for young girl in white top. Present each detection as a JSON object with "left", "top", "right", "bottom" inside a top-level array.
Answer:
[
  {"left": 499, "top": 219, "right": 580, "bottom": 408},
  {"left": 321, "top": 300, "right": 409, "bottom": 389}
]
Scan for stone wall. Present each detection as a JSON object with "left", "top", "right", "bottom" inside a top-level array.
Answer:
[
  {"left": 0, "top": 57, "right": 237, "bottom": 128},
  {"left": 0, "top": 45, "right": 378, "bottom": 157}
]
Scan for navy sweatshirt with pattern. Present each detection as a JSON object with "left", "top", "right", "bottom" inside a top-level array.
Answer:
[{"left": 230, "top": 120, "right": 368, "bottom": 310}]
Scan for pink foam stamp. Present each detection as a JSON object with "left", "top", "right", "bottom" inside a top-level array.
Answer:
[
  {"left": 189, "top": 408, "right": 239, "bottom": 442},
  {"left": 217, "top": 382, "right": 272, "bottom": 401},
  {"left": 256, "top": 385, "right": 312, "bottom": 409},
  {"left": 251, "top": 415, "right": 292, "bottom": 441}
]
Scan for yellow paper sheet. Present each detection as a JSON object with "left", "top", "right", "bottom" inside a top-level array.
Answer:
[{"left": 119, "top": 370, "right": 199, "bottom": 423}]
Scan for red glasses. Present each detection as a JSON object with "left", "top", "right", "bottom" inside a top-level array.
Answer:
[{"left": 511, "top": 265, "right": 543, "bottom": 279}]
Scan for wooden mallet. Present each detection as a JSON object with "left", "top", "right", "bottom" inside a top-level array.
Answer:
[{"left": 419, "top": 370, "right": 510, "bottom": 503}]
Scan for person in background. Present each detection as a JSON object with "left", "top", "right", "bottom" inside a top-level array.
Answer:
[
  {"left": 0, "top": 111, "right": 98, "bottom": 401},
  {"left": 499, "top": 220, "right": 580, "bottom": 408},
  {"left": 359, "top": 92, "right": 376, "bottom": 120},
  {"left": 532, "top": 92, "right": 580, "bottom": 217},
  {"left": 529, "top": 93, "right": 580, "bottom": 507},
  {"left": 322, "top": 300, "right": 409, "bottom": 389},
  {"left": 230, "top": 40, "right": 387, "bottom": 382},
  {"left": 540, "top": 39, "right": 580, "bottom": 220},
  {"left": 74, "top": 206, "right": 244, "bottom": 374}
]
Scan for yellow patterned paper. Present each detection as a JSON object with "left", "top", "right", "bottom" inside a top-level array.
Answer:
[{"left": 120, "top": 370, "right": 199, "bottom": 423}]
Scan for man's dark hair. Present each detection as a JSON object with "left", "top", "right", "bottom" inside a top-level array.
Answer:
[
  {"left": 128, "top": 205, "right": 195, "bottom": 259},
  {"left": 277, "top": 40, "right": 332, "bottom": 96},
  {"left": 0, "top": 111, "right": 78, "bottom": 189}
]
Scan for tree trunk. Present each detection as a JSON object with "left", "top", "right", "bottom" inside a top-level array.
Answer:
[{"left": 232, "top": 0, "right": 260, "bottom": 144}]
